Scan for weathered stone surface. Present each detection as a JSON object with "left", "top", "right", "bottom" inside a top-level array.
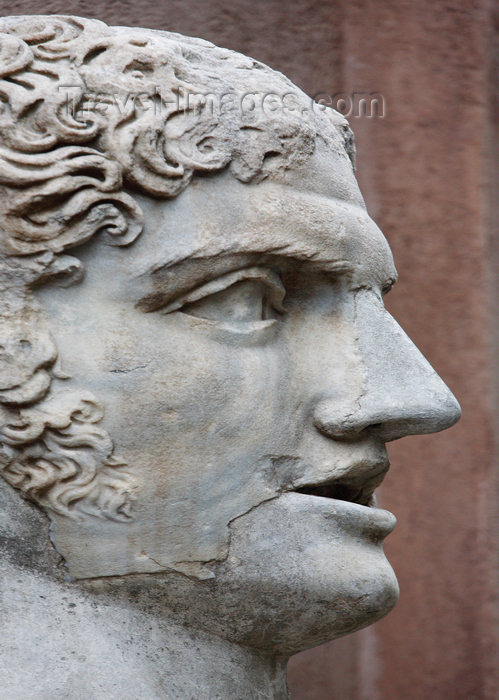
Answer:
[{"left": 0, "top": 15, "right": 460, "bottom": 698}]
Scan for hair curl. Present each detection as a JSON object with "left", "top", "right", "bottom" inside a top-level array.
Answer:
[{"left": 0, "top": 15, "right": 354, "bottom": 520}]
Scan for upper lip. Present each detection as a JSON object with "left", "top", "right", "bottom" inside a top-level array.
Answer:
[{"left": 288, "top": 458, "right": 390, "bottom": 507}]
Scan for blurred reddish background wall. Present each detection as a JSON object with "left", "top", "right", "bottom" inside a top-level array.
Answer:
[{"left": 5, "top": 1, "right": 497, "bottom": 698}]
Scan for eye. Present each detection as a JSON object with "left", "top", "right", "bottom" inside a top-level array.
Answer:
[{"left": 160, "top": 267, "right": 286, "bottom": 324}]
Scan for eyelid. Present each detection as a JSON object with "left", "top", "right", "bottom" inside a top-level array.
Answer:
[{"left": 159, "top": 266, "right": 286, "bottom": 315}]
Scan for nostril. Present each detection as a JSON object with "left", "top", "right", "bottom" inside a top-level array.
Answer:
[{"left": 313, "top": 414, "right": 365, "bottom": 441}]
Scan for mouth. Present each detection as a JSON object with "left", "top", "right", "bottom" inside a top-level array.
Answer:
[
  {"left": 291, "top": 461, "right": 389, "bottom": 508},
  {"left": 294, "top": 481, "right": 377, "bottom": 507}
]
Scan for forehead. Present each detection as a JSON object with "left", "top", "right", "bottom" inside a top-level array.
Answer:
[{"left": 125, "top": 140, "right": 397, "bottom": 297}]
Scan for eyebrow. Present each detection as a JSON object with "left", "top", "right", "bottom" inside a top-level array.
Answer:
[
  {"left": 130, "top": 184, "right": 397, "bottom": 308},
  {"left": 135, "top": 252, "right": 382, "bottom": 313}
]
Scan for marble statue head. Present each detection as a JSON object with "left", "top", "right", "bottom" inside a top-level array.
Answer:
[{"left": 0, "top": 15, "right": 459, "bottom": 654}]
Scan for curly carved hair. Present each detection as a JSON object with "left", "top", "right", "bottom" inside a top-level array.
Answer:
[{"left": 0, "top": 15, "right": 354, "bottom": 520}]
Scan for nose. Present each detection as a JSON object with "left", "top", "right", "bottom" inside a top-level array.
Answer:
[{"left": 313, "top": 291, "right": 461, "bottom": 442}]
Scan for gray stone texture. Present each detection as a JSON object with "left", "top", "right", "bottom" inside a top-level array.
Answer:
[{"left": 0, "top": 5, "right": 496, "bottom": 700}]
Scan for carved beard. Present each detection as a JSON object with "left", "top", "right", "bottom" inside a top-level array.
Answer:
[
  {"left": 0, "top": 387, "right": 135, "bottom": 521},
  {"left": 0, "top": 306, "right": 134, "bottom": 521}
]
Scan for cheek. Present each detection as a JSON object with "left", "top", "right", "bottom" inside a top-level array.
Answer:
[
  {"left": 100, "top": 315, "right": 297, "bottom": 464},
  {"left": 94, "top": 317, "right": 304, "bottom": 570}
]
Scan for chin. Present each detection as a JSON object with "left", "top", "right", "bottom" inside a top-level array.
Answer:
[
  {"left": 207, "top": 493, "right": 400, "bottom": 655},
  {"left": 89, "top": 494, "right": 399, "bottom": 656}
]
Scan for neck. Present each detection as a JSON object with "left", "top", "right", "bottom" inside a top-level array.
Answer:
[{"left": 139, "top": 619, "right": 289, "bottom": 699}]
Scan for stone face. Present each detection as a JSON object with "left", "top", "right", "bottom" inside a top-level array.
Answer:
[{"left": 0, "top": 15, "right": 461, "bottom": 698}]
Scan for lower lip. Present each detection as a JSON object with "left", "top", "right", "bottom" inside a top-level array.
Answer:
[{"left": 294, "top": 493, "right": 396, "bottom": 540}]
